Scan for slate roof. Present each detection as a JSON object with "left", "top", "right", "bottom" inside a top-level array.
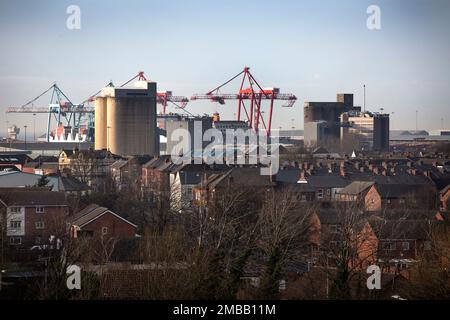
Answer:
[
  {"left": 375, "top": 184, "right": 429, "bottom": 198},
  {"left": 49, "top": 175, "right": 90, "bottom": 192},
  {"left": 70, "top": 203, "right": 137, "bottom": 228},
  {"left": 276, "top": 169, "right": 350, "bottom": 188},
  {"left": 369, "top": 220, "right": 433, "bottom": 240},
  {"left": 0, "top": 188, "right": 67, "bottom": 206},
  {"left": 205, "top": 167, "right": 275, "bottom": 188},
  {"left": 440, "top": 184, "right": 450, "bottom": 195},
  {"left": 338, "top": 181, "right": 375, "bottom": 195},
  {"left": 0, "top": 154, "right": 31, "bottom": 165}
]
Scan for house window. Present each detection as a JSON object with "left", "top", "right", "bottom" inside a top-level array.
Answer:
[
  {"left": 9, "top": 207, "right": 21, "bottom": 213},
  {"left": 329, "top": 225, "right": 340, "bottom": 233},
  {"left": 330, "top": 241, "right": 339, "bottom": 248},
  {"left": 10, "top": 220, "right": 21, "bottom": 229},
  {"left": 402, "top": 242, "right": 410, "bottom": 251},
  {"left": 35, "top": 236, "right": 42, "bottom": 245},
  {"left": 36, "top": 207, "right": 45, "bottom": 213},
  {"left": 399, "top": 199, "right": 405, "bottom": 204},
  {"left": 317, "top": 189, "right": 324, "bottom": 199},
  {"left": 35, "top": 221, "right": 45, "bottom": 229},
  {"left": 383, "top": 242, "right": 396, "bottom": 251},
  {"left": 279, "top": 279, "right": 287, "bottom": 291},
  {"left": 9, "top": 237, "right": 21, "bottom": 245},
  {"left": 102, "top": 227, "right": 108, "bottom": 235},
  {"left": 326, "top": 189, "right": 331, "bottom": 196}
]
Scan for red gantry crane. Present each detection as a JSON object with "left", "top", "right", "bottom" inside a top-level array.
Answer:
[
  {"left": 190, "top": 67, "right": 297, "bottom": 135},
  {"left": 84, "top": 71, "right": 189, "bottom": 114},
  {"left": 125, "top": 71, "right": 189, "bottom": 114}
]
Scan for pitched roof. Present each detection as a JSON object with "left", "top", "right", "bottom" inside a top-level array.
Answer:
[
  {"left": 110, "top": 159, "right": 128, "bottom": 170},
  {"left": 308, "top": 174, "right": 349, "bottom": 188},
  {"left": 50, "top": 175, "right": 90, "bottom": 192},
  {"left": 0, "top": 189, "right": 67, "bottom": 206},
  {"left": 0, "top": 154, "right": 31, "bottom": 165},
  {"left": 440, "top": 184, "right": 450, "bottom": 195},
  {"left": 205, "top": 167, "right": 275, "bottom": 189},
  {"left": 375, "top": 184, "right": 429, "bottom": 198},
  {"left": 369, "top": 220, "right": 433, "bottom": 240},
  {"left": 70, "top": 204, "right": 137, "bottom": 228},
  {"left": 338, "top": 181, "right": 375, "bottom": 195}
]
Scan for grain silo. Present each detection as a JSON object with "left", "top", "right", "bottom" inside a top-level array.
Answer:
[
  {"left": 95, "top": 80, "right": 159, "bottom": 156},
  {"left": 94, "top": 96, "right": 107, "bottom": 150}
]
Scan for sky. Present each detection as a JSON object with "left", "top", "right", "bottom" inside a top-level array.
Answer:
[{"left": 0, "top": 0, "right": 449, "bottom": 139}]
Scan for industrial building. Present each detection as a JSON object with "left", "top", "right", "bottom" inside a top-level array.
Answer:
[
  {"left": 94, "top": 80, "right": 159, "bottom": 156},
  {"left": 304, "top": 93, "right": 359, "bottom": 147},
  {"left": 341, "top": 111, "right": 390, "bottom": 152},
  {"left": 429, "top": 129, "right": 450, "bottom": 136},
  {"left": 373, "top": 113, "right": 390, "bottom": 152},
  {"left": 211, "top": 112, "right": 249, "bottom": 135},
  {"left": 165, "top": 115, "right": 213, "bottom": 157}
]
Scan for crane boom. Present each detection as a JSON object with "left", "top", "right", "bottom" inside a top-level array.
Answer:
[{"left": 190, "top": 67, "right": 297, "bottom": 135}]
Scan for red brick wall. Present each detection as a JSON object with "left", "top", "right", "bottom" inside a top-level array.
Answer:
[
  {"left": 364, "top": 186, "right": 382, "bottom": 212},
  {"left": 142, "top": 168, "right": 170, "bottom": 192},
  {"left": 24, "top": 206, "right": 69, "bottom": 244}
]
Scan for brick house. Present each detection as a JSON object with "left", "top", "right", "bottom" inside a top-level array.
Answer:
[
  {"left": 0, "top": 188, "right": 69, "bottom": 248},
  {"left": 337, "top": 181, "right": 381, "bottom": 211},
  {"left": 369, "top": 220, "right": 436, "bottom": 273},
  {"left": 110, "top": 155, "right": 151, "bottom": 191},
  {"left": 59, "top": 148, "right": 122, "bottom": 191},
  {"left": 22, "top": 155, "right": 59, "bottom": 175},
  {"left": 376, "top": 183, "right": 437, "bottom": 210},
  {"left": 141, "top": 155, "right": 174, "bottom": 196},
  {"left": 69, "top": 204, "right": 137, "bottom": 240},
  {"left": 275, "top": 168, "right": 349, "bottom": 202},
  {"left": 192, "top": 167, "right": 275, "bottom": 206},
  {"left": 337, "top": 181, "right": 437, "bottom": 211}
]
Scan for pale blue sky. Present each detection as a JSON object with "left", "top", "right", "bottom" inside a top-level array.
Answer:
[{"left": 1, "top": 0, "right": 449, "bottom": 138}]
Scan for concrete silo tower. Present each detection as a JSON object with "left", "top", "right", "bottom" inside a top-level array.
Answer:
[{"left": 95, "top": 80, "right": 159, "bottom": 156}]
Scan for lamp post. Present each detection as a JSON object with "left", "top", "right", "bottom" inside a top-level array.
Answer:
[
  {"left": 415, "top": 110, "right": 418, "bottom": 131},
  {"left": 33, "top": 113, "right": 36, "bottom": 142},
  {"left": 391, "top": 112, "right": 395, "bottom": 131},
  {"left": 107, "top": 126, "right": 111, "bottom": 152},
  {"left": 24, "top": 125, "right": 28, "bottom": 150}
]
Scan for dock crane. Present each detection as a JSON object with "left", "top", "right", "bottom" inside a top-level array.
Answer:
[
  {"left": 118, "top": 71, "right": 189, "bottom": 114},
  {"left": 190, "top": 67, "right": 297, "bottom": 135},
  {"left": 6, "top": 83, "right": 93, "bottom": 142}
]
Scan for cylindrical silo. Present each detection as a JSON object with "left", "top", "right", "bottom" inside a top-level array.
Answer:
[
  {"left": 106, "top": 85, "right": 158, "bottom": 156},
  {"left": 94, "top": 96, "right": 107, "bottom": 150}
]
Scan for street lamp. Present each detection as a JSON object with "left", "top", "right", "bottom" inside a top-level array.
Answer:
[
  {"left": 391, "top": 112, "right": 395, "bottom": 131},
  {"left": 33, "top": 113, "right": 36, "bottom": 142},
  {"left": 24, "top": 125, "right": 28, "bottom": 150},
  {"left": 107, "top": 126, "right": 111, "bottom": 152}
]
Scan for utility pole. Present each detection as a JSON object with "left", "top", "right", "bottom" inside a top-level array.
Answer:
[
  {"left": 107, "top": 126, "right": 111, "bottom": 152},
  {"left": 363, "top": 84, "right": 366, "bottom": 113},
  {"left": 33, "top": 113, "right": 36, "bottom": 142},
  {"left": 391, "top": 112, "right": 395, "bottom": 131},
  {"left": 24, "top": 125, "right": 28, "bottom": 150},
  {"left": 415, "top": 110, "right": 418, "bottom": 131}
]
